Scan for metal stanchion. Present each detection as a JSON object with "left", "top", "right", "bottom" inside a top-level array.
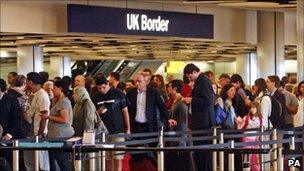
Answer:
[
  {"left": 219, "top": 133, "right": 224, "bottom": 171},
  {"left": 101, "top": 132, "right": 106, "bottom": 171},
  {"left": 228, "top": 140, "right": 235, "bottom": 171},
  {"left": 302, "top": 124, "right": 304, "bottom": 171},
  {"left": 74, "top": 154, "right": 82, "bottom": 171},
  {"left": 260, "top": 126, "right": 264, "bottom": 171},
  {"left": 13, "top": 140, "right": 19, "bottom": 171},
  {"left": 277, "top": 147, "right": 284, "bottom": 171},
  {"left": 272, "top": 129, "right": 278, "bottom": 171},
  {"left": 35, "top": 136, "right": 39, "bottom": 171},
  {"left": 289, "top": 136, "right": 295, "bottom": 171},
  {"left": 212, "top": 128, "right": 217, "bottom": 171},
  {"left": 157, "top": 126, "right": 164, "bottom": 171},
  {"left": 89, "top": 152, "right": 95, "bottom": 171}
]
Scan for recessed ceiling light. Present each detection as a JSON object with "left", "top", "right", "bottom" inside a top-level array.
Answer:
[
  {"left": 0, "top": 51, "right": 10, "bottom": 58},
  {"left": 17, "top": 36, "right": 24, "bottom": 39}
]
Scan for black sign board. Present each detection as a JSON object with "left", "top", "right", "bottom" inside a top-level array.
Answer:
[{"left": 68, "top": 4, "right": 214, "bottom": 39}]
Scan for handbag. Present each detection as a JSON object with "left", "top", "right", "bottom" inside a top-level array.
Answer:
[
  {"left": 214, "top": 104, "right": 228, "bottom": 125},
  {"left": 220, "top": 105, "right": 236, "bottom": 129}
]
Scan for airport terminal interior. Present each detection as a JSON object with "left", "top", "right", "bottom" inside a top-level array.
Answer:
[{"left": 0, "top": 0, "right": 304, "bottom": 171}]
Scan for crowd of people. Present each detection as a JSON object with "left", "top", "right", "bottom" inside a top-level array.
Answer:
[{"left": 0, "top": 63, "right": 304, "bottom": 171}]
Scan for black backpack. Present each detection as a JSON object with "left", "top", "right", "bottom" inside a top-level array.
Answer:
[{"left": 268, "top": 96, "right": 285, "bottom": 128}]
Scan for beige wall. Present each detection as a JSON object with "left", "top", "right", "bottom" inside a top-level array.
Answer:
[
  {"left": 0, "top": 0, "right": 249, "bottom": 43},
  {"left": 285, "top": 11, "right": 297, "bottom": 45},
  {"left": 0, "top": 1, "right": 67, "bottom": 34}
]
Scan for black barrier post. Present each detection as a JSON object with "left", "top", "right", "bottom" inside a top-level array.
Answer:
[{"left": 13, "top": 140, "right": 19, "bottom": 171}]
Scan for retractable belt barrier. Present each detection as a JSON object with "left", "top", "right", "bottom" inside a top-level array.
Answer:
[{"left": 0, "top": 126, "right": 303, "bottom": 171}]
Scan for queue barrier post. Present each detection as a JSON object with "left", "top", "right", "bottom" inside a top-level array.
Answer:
[
  {"left": 89, "top": 152, "right": 95, "bottom": 171},
  {"left": 12, "top": 140, "right": 19, "bottom": 171},
  {"left": 277, "top": 147, "right": 284, "bottom": 171},
  {"left": 219, "top": 133, "right": 224, "bottom": 171},
  {"left": 260, "top": 126, "right": 264, "bottom": 171},
  {"left": 157, "top": 126, "right": 164, "bottom": 171},
  {"left": 35, "top": 136, "right": 39, "bottom": 171},
  {"left": 212, "top": 128, "right": 217, "bottom": 171},
  {"left": 272, "top": 129, "right": 278, "bottom": 171},
  {"left": 302, "top": 125, "right": 304, "bottom": 171},
  {"left": 228, "top": 140, "right": 235, "bottom": 171},
  {"left": 101, "top": 132, "right": 106, "bottom": 171},
  {"left": 289, "top": 136, "right": 296, "bottom": 171},
  {"left": 74, "top": 153, "right": 82, "bottom": 171}
]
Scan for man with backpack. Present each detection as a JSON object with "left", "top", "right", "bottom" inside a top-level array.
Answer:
[{"left": 266, "top": 75, "right": 287, "bottom": 129}]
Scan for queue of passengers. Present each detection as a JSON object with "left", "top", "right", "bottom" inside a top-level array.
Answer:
[{"left": 0, "top": 64, "right": 304, "bottom": 171}]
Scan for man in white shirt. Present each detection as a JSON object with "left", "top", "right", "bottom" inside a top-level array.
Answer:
[
  {"left": 24, "top": 72, "right": 50, "bottom": 171},
  {"left": 126, "top": 71, "right": 169, "bottom": 134}
]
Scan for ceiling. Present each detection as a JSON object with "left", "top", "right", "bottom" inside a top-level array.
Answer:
[
  {"left": 137, "top": 0, "right": 297, "bottom": 10},
  {"left": 0, "top": 32, "right": 259, "bottom": 62},
  {"left": 0, "top": 1, "right": 298, "bottom": 62}
]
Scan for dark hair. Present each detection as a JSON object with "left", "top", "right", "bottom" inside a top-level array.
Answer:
[
  {"left": 220, "top": 83, "right": 235, "bottom": 100},
  {"left": 14, "top": 75, "right": 26, "bottom": 87},
  {"left": 109, "top": 72, "right": 120, "bottom": 81},
  {"left": 0, "top": 78, "right": 7, "bottom": 92},
  {"left": 254, "top": 78, "right": 267, "bottom": 96},
  {"left": 183, "top": 75, "right": 190, "bottom": 84},
  {"left": 62, "top": 76, "right": 72, "bottom": 86},
  {"left": 169, "top": 79, "right": 183, "bottom": 93},
  {"left": 39, "top": 71, "right": 49, "bottom": 85},
  {"left": 219, "top": 73, "right": 230, "bottom": 80},
  {"left": 183, "top": 63, "right": 200, "bottom": 75},
  {"left": 126, "top": 79, "right": 135, "bottom": 85},
  {"left": 281, "top": 76, "right": 289, "bottom": 84},
  {"left": 8, "top": 72, "right": 18, "bottom": 77},
  {"left": 268, "top": 75, "right": 280, "bottom": 88},
  {"left": 150, "top": 75, "right": 155, "bottom": 82},
  {"left": 298, "top": 81, "right": 304, "bottom": 96},
  {"left": 149, "top": 81, "right": 158, "bottom": 89},
  {"left": 95, "top": 75, "right": 108, "bottom": 86},
  {"left": 26, "top": 72, "right": 41, "bottom": 85},
  {"left": 280, "top": 81, "right": 285, "bottom": 88},
  {"left": 54, "top": 80, "right": 69, "bottom": 96},
  {"left": 230, "top": 74, "right": 245, "bottom": 88},
  {"left": 142, "top": 68, "right": 152, "bottom": 75}
]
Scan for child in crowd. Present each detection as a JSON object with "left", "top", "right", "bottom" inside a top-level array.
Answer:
[{"left": 236, "top": 102, "right": 263, "bottom": 171}]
